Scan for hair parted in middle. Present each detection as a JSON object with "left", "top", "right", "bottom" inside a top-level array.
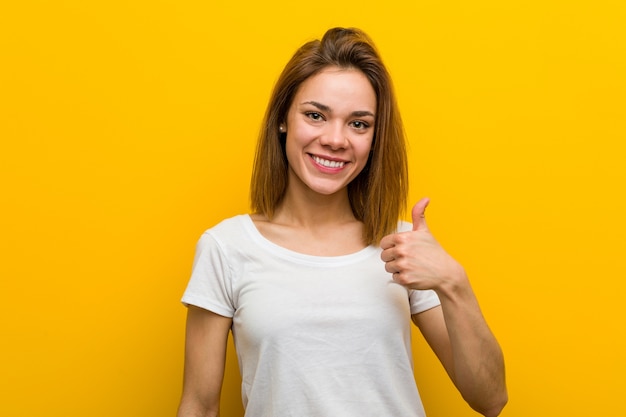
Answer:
[{"left": 250, "top": 27, "right": 408, "bottom": 245}]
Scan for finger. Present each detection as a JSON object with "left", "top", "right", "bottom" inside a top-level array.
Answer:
[
  {"left": 411, "top": 197, "right": 431, "bottom": 232},
  {"left": 379, "top": 234, "right": 396, "bottom": 250},
  {"left": 384, "top": 262, "right": 397, "bottom": 274},
  {"left": 380, "top": 248, "right": 394, "bottom": 263}
]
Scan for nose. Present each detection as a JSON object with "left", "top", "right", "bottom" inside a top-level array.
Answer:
[{"left": 319, "top": 122, "right": 347, "bottom": 150}]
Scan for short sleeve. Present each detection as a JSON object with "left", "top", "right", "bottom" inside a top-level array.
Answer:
[
  {"left": 408, "top": 289, "right": 441, "bottom": 315},
  {"left": 181, "top": 231, "right": 235, "bottom": 317}
]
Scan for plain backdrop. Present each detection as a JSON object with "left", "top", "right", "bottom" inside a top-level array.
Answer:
[{"left": 1, "top": 1, "right": 625, "bottom": 416}]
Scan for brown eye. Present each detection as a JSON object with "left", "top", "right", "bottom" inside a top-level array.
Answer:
[
  {"left": 350, "top": 120, "right": 369, "bottom": 130},
  {"left": 306, "top": 112, "right": 324, "bottom": 121}
]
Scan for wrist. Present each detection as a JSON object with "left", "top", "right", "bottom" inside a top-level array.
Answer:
[{"left": 434, "top": 263, "right": 471, "bottom": 301}]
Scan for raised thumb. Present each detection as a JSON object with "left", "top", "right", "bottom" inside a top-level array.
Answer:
[{"left": 411, "top": 197, "right": 430, "bottom": 231}]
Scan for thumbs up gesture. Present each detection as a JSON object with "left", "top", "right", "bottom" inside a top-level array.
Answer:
[{"left": 380, "top": 198, "right": 465, "bottom": 291}]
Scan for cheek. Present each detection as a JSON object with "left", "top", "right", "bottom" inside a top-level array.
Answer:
[
  {"left": 283, "top": 130, "right": 307, "bottom": 167},
  {"left": 356, "top": 137, "right": 374, "bottom": 162},
  {"left": 286, "top": 124, "right": 316, "bottom": 151}
]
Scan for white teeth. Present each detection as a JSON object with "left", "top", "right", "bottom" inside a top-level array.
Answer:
[{"left": 313, "top": 155, "right": 345, "bottom": 168}]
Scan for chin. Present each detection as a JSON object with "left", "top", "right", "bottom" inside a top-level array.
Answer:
[{"left": 307, "top": 183, "right": 350, "bottom": 196}]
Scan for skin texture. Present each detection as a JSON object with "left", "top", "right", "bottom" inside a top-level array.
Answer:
[
  {"left": 177, "top": 306, "right": 232, "bottom": 417},
  {"left": 283, "top": 67, "right": 376, "bottom": 199},
  {"left": 381, "top": 198, "right": 508, "bottom": 416},
  {"left": 177, "top": 68, "right": 507, "bottom": 417},
  {"left": 252, "top": 67, "right": 377, "bottom": 257}
]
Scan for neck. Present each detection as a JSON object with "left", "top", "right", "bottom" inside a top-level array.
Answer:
[{"left": 273, "top": 187, "right": 355, "bottom": 229}]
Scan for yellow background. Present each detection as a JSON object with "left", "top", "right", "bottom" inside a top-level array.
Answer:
[{"left": 1, "top": 1, "right": 624, "bottom": 416}]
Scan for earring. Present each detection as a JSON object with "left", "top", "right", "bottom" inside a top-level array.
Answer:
[{"left": 279, "top": 125, "right": 286, "bottom": 133}]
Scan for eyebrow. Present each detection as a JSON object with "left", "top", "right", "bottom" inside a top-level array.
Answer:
[{"left": 302, "top": 101, "right": 375, "bottom": 118}]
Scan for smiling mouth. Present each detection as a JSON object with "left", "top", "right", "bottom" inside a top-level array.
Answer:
[{"left": 311, "top": 155, "right": 346, "bottom": 168}]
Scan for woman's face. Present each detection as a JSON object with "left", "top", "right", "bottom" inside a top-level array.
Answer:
[{"left": 283, "top": 66, "right": 376, "bottom": 197}]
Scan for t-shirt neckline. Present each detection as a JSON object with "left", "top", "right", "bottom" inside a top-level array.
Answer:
[{"left": 240, "top": 214, "right": 379, "bottom": 266}]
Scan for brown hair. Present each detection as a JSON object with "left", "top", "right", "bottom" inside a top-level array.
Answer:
[{"left": 250, "top": 27, "right": 408, "bottom": 245}]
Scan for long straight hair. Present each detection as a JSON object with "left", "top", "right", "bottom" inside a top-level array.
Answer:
[{"left": 250, "top": 27, "right": 408, "bottom": 245}]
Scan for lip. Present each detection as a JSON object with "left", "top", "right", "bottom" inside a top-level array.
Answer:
[{"left": 308, "top": 153, "right": 350, "bottom": 171}]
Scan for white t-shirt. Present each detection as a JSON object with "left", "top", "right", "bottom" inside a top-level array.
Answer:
[{"left": 182, "top": 215, "right": 441, "bottom": 417}]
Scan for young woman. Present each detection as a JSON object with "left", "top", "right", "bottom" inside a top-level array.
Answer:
[{"left": 177, "top": 27, "right": 507, "bottom": 417}]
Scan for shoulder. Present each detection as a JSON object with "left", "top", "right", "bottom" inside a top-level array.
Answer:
[
  {"left": 207, "top": 214, "right": 249, "bottom": 234},
  {"left": 197, "top": 214, "right": 251, "bottom": 248}
]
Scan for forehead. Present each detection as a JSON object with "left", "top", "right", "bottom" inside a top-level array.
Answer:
[{"left": 293, "top": 67, "right": 377, "bottom": 110}]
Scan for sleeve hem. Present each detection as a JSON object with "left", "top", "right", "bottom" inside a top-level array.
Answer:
[
  {"left": 410, "top": 293, "right": 441, "bottom": 315},
  {"left": 181, "top": 294, "right": 235, "bottom": 318}
]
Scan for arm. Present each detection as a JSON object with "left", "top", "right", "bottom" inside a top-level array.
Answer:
[
  {"left": 413, "top": 292, "right": 507, "bottom": 417},
  {"left": 381, "top": 198, "right": 507, "bottom": 417},
  {"left": 177, "top": 305, "right": 233, "bottom": 417}
]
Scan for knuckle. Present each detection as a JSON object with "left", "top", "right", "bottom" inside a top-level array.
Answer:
[
  {"left": 394, "top": 247, "right": 409, "bottom": 259},
  {"left": 395, "top": 273, "right": 409, "bottom": 285},
  {"left": 395, "top": 233, "right": 409, "bottom": 244}
]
